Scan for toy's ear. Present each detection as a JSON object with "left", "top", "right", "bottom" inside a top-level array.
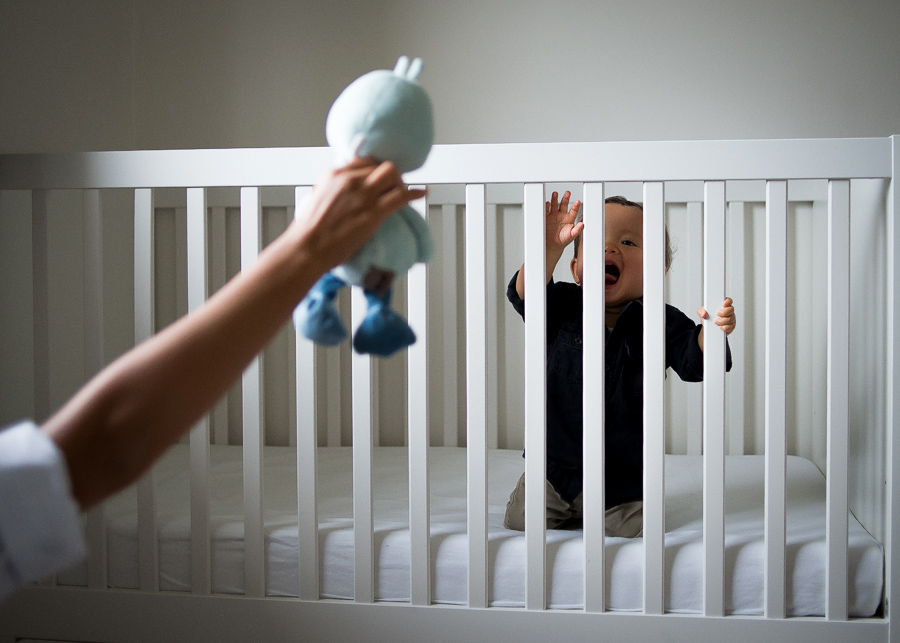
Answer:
[
  {"left": 393, "top": 56, "right": 423, "bottom": 81},
  {"left": 394, "top": 56, "right": 410, "bottom": 77},
  {"left": 406, "top": 58, "right": 423, "bottom": 81}
]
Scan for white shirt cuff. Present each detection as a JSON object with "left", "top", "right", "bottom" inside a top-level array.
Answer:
[{"left": 0, "top": 421, "right": 86, "bottom": 599}]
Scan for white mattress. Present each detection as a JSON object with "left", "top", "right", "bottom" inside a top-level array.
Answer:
[{"left": 72, "top": 446, "right": 881, "bottom": 615}]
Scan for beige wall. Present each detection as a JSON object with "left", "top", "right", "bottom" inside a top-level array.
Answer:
[{"left": 2, "top": 0, "right": 899, "bottom": 153}]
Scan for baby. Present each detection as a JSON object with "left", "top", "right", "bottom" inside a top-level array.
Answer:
[{"left": 504, "top": 192, "right": 736, "bottom": 537}]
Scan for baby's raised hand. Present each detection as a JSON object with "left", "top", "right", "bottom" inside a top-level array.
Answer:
[
  {"left": 545, "top": 191, "right": 583, "bottom": 250},
  {"left": 697, "top": 297, "right": 736, "bottom": 336}
]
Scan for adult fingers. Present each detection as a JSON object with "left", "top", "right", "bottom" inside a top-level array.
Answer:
[
  {"left": 361, "top": 160, "right": 404, "bottom": 194},
  {"left": 375, "top": 184, "right": 426, "bottom": 217}
]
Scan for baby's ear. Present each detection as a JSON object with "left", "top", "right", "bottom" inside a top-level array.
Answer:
[{"left": 570, "top": 256, "right": 580, "bottom": 285}]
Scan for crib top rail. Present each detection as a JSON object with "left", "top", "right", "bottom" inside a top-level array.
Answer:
[{"left": 0, "top": 137, "right": 893, "bottom": 190}]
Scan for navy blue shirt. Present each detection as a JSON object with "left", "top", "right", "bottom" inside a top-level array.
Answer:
[{"left": 508, "top": 272, "right": 732, "bottom": 508}]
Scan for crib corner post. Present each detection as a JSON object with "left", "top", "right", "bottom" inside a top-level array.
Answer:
[{"left": 887, "top": 133, "right": 900, "bottom": 643}]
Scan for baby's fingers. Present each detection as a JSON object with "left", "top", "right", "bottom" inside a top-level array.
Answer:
[
  {"left": 717, "top": 298, "right": 735, "bottom": 324},
  {"left": 699, "top": 302, "right": 736, "bottom": 336},
  {"left": 568, "top": 198, "right": 582, "bottom": 220},
  {"left": 715, "top": 317, "right": 736, "bottom": 336},
  {"left": 714, "top": 305, "right": 736, "bottom": 334},
  {"left": 548, "top": 191, "right": 559, "bottom": 212}
]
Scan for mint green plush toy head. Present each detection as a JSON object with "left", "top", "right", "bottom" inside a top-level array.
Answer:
[{"left": 326, "top": 56, "right": 434, "bottom": 173}]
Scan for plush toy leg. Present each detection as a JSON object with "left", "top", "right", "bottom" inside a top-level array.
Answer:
[
  {"left": 294, "top": 273, "right": 347, "bottom": 346},
  {"left": 352, "top": 288, "right": 416, "bottom": 357}
]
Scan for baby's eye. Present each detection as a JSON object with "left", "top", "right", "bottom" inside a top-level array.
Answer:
[{"left": 622, "top": 240, "right": 637, "bottom": 247}]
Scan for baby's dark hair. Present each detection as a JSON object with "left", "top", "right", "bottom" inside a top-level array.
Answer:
[{"left": 573, "top": 195, "right": 673, "bottom": 271}]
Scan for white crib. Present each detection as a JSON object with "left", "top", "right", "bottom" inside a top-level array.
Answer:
[{"left": 0, "top": 136, "right": 897, "bottom": 643}]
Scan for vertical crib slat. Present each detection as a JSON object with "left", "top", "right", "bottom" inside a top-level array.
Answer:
[
  {"left": 134, "top": 188, "right": 159, "bottom": 593},
  {"left": 31, "top": 190, "right": 50, "bottom": 425},
  {"left": 702, "top": 181, "right": 727, "bottom": 617},
  {"left": 441, "top": 203, "right": 459, "bottom": 447},
  {"left": 326, "top": 337, "right": 342, "bottom": 447},
  {"left": 642, "top": 182, "right": 666, "bottom": 615},
  {"left": 764, "top": 180, "right": 788, "bottom": 619},
  {"left": 582, "top": 182, "right": 606, "bottom": 613},
  {"left": 407, "top": 189, "right": 431, "bottom": 606},
  {"left": 187, "top": 187, "right": 211, "bottom": 595},
  {"left": 209, "top": 205, "right": 229, "bottom": 445},
  {"left": 82, "top": 189, "right": 104, "bottom": 378},
  {"left": 293, "top": 186, "right": 320, "bottom": 602},
  {"left": 888, "top": 135, "right": 900, "bottom": 643},
  {"left": 486, "top": 204, "right": 500, "bottom": 450},
  {"left": 27, "top": 191, "right": 54, "bottom": 591},
  {"left": 240, "top": 187, "right": 265, "bottom": 598},
  {"left": 83, "top": 189, "right": 107, "bottom": 590},
  {"left": 351, "top": 287, "right": 375, "bottom": 603},
  {"left": 826, "top": 179, "right": 850, "bottom": 620},
  {"left": 295, "top": 331, "right": 318, "bottom": 600},
  {"left": 465, "top": 184, "right": 489, "bottom": 608},
  {"left": 684, "top": 201, "right": 704, "bottom": 456},
  {"left": 523, "top": 183, "right": 547, "bottom": 611},
  {"left": 726, "top": 200, "right": 746, "bottom": 455}
]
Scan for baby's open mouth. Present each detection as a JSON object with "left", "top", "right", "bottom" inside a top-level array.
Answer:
[{"left": 605, "top": 263, "right": 620, "bottom": 287}]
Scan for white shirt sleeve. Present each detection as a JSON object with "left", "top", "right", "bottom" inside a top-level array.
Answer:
[{"left": 0, "top": 421, "right": 86, "bottom": 602}]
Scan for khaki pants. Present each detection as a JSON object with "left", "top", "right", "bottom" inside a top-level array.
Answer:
[{"left": 503, "top": 473, "right": 643, "bottom": 538}]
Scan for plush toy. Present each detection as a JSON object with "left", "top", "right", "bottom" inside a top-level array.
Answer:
[{"left": 294, "top": 56, "right": 434, "bottom": 357}]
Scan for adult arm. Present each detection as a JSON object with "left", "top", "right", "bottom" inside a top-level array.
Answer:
[{"left": 41, "top": 158, "right": 424, "bottom": 510}]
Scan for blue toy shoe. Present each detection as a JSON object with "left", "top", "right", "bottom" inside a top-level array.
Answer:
[
  {"left": 352, "top": 288, "right": 416, "bottom": 357},
  {"left": 294, "top": 273, "right": 347, "bottom": 346}
]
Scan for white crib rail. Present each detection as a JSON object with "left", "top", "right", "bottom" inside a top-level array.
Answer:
[
  {"left": 240, "top": 187, "right": 266, "bottom": 598},
  {"left": 465, "top": 184, "right": 489, "bottom": 608},
  {"left": 187, "top": 187, "right": 212, "bottom": 596},
  {"left": 351, "top": 288, "right": 375, "bottom": 603},
  {"left": 703, "top": 181, "right": 727, "bottom": 616},
  {"left": 826, "top": 179, "right": 851, "bottom": 620},
  {"left": 765, "top": 180, "right": 788, "bottom": 618},
  {"left": 82, "top": 188, "right": 108, "bottom": 591},
  {"left": 294, "top": 185, "right": 320, "bottom": 602},
  {"left": 582, "top": 181, "right": 606, "bottom": 613},
  {"left": 888, "top": 135, "right": 900, "bottom": 643},
  {"left": 523, "top": 183, "right": 547, "bottom": 610},
  {"left": 726, "top": 199, "right": 746, "bottom": 457},
  {"left": 643, "top": 182, "right": 667, "bottom": 615},
  {"left": 407, "top": 189, "right": 431, "bottom": 607},
  {"left": 134, "top": 187, "right": 158, "bottom": 594},
  {"left": 0, "top": 137, "right": 896, "bottom": 643}
]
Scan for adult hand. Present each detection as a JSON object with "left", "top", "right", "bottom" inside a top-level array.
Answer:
[{"left": 290, "top": 157, "right": 427, "bottom": 274}]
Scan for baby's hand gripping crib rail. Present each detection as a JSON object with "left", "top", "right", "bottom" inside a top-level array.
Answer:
[{"left": 0, "top": 136, "right": 898, "bottom": 643}]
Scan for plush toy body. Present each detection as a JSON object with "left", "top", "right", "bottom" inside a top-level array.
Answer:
[{"left": 294, "top": 57, "right": 434, "bottom": 357}]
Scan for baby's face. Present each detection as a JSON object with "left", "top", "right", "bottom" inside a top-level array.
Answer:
[{"left": 570, "top": 202, "right": 644, "bottom": 310}]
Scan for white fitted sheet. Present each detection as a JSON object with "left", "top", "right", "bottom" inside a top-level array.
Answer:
[{"left": 93, "top": 446, "right": 882, "bottom": 615}]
